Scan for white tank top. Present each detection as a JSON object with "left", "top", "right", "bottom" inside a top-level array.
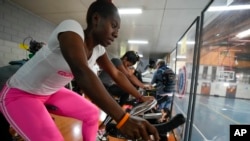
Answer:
[{"left": 8, "top": 20, "right": 105, "bottom": 95}]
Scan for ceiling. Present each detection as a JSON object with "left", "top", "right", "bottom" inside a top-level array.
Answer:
[{"left": 9, "top": 0, "right": 211, "bottom": 59}]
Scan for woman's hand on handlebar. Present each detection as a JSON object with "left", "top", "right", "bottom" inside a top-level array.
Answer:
[{"left": 119, "top": 115, "right": 160, "bottom": 140}]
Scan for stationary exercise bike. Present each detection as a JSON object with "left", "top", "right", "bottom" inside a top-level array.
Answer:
[{"left": 99, "top": 96, "right": 185, "bottom": 141}]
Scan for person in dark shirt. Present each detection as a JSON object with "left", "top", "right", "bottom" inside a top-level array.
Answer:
[
  {"left": 151, "top": 60, "right": 175, "bottom": 111},
  {"left": 99, "top": 51, "right": 152, "bottom": 105}
]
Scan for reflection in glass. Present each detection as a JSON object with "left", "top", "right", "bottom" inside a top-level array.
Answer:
[
  {"left": 171, "top": 18, "right": 199, "bottom": 141},
  {"left": 191, "top": 0, "right": 250, "bottom": 141}
]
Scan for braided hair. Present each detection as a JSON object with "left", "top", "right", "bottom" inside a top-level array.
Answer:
[
  {"left": 86, "top": 0, "right": 118, "bottom": 25},
  {"left": 121, "top": 51, "right": 140, "bottom": 65}
]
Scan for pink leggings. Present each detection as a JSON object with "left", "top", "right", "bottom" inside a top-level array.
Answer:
[{"left": 0, "top": 85, "right": 99, "bottom": 141}]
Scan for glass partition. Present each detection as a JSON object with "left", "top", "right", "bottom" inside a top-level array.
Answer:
[
  {"left": 171, "top": 17, "right": 200, "bottom": 141},
  {"left": 169, "top": 49, "right": 176, "bottom": 72},
  {"left": 190, "top": 0, "right": 250, "bottom": 141}
]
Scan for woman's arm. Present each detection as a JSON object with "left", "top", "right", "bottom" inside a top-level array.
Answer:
[
  {"left": 116, "top": 63, "right": 148, "bottom": 89},
  {"left": 97, "top": 54, "right": 143, "bottom": 99}
]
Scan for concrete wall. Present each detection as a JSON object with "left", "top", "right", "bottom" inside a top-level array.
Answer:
[{"left": 0, "top": 0, "right": 55, "bottom": 66}]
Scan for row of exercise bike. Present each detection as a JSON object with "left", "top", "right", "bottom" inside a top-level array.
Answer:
[{"left": 97, "top": 89, "right": 186, "bottom": 141}]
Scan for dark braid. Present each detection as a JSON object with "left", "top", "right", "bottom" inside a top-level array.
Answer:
[
  {"left": 86, "top": 0, "right": 118, "bottom": 25},
  {"left": 121, "top": 51, "right": 140, "bottom": 65}
]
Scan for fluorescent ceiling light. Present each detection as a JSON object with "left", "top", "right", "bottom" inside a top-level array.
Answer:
[
  {"left": 118, "top": 8, "right": 142, "bottom": 14},
  {"left": 177, "top": 41, "right": 195, "bottom": 45},
  {"left": 208, "top": 5, "right": 250, "bottom": 12},
  {"left": 128, "top": 40, "right": 148, "bottom": 44},
  {"left": 236, "top": 29, "right": 250, "bottom": 38},
  {"left": 138, "top": 53, "right": 143, "bottom": 57},
  {"left": 223, "top": 83, "right": 229, "bottom": 87},
  {"left": 177, "top": 55, "right": 186, "bottom": 59}
]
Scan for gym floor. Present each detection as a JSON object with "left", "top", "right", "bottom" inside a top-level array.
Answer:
[{"left": 172, "top": 94, "right": 250, "bottom": 141}]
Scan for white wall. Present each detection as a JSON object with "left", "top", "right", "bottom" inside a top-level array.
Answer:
[
  {"left": 190, "top": 65, "right": 250, "bottom": 99},
  {"left": 0, "top": 0, "right": 55, "bottom": 66},
  {"left": 0, "top": 39, "right": 26, "bottom": 65}
]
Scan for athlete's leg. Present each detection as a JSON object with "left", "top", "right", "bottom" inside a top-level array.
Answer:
[
  {"left": 45, "top": 87, "right": 99, "bottom": 141},
  {"left": 0, "top": 86, "right": 63, "bottom": 141}
]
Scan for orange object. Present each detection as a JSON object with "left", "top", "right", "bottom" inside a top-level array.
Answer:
[{"left": 116, "top": 113, "right": 130, "bottom": 129}]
